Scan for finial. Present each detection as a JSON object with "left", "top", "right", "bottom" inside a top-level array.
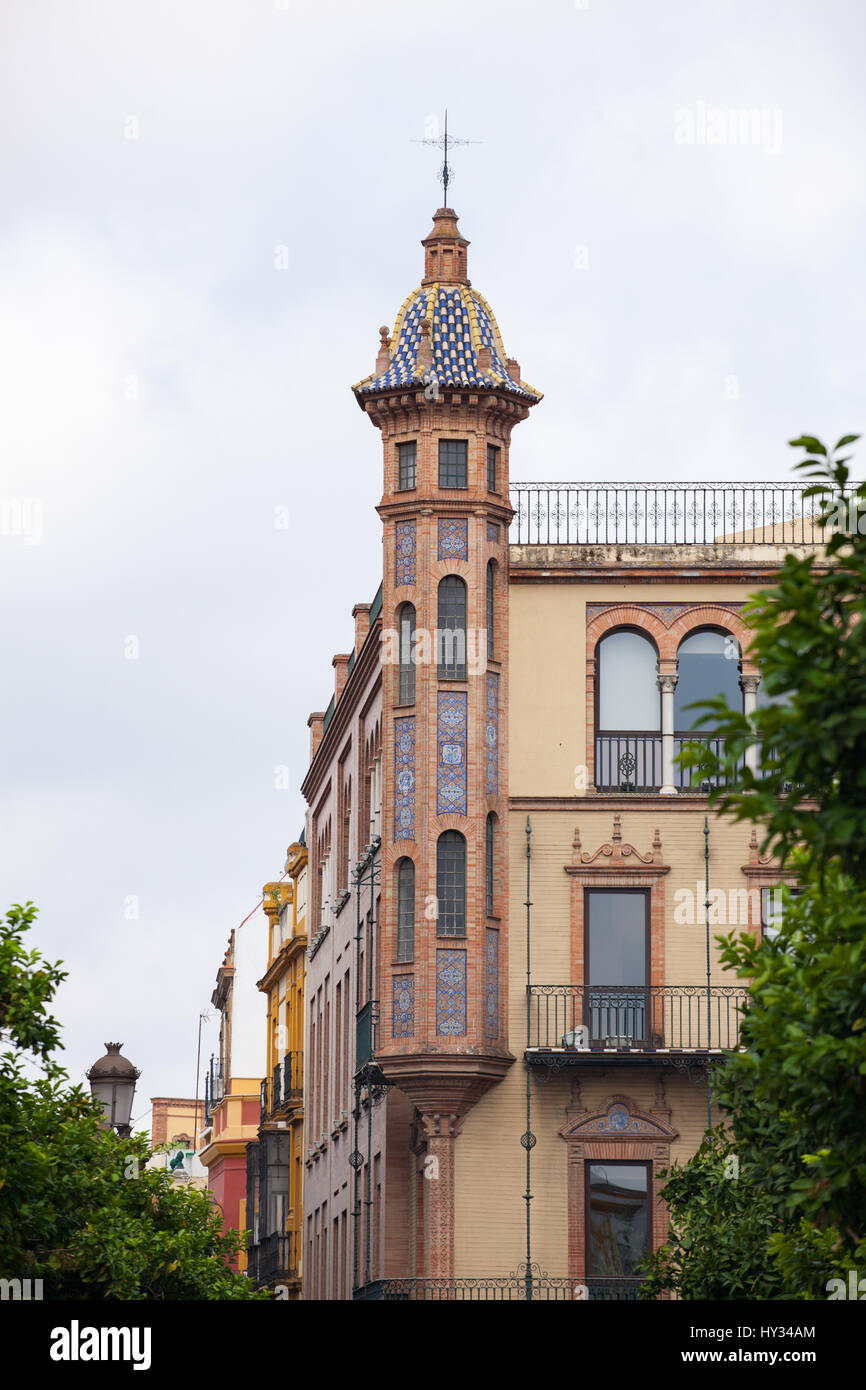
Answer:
[{"left": 375, "top": 325, "right": 392, "bottom": 375}]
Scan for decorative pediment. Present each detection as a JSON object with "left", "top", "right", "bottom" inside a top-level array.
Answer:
[
  {"left": 560, "top": 1095, "right": 677, "bottom": 1143},
  {"left": 566, "top": 817, "right": 668, "bottom": 873}
]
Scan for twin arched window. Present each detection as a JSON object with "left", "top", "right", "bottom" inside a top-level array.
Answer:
[{"left": 596, "top": 625, "right": 744, "bottom": 791}]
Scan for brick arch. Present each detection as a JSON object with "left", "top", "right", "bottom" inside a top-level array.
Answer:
[
  {"left": 585, "top": 604, "right": 668, "bottom": 658},
  {"left": 666, "top": 606, "right": 757, "bottom": 670}
]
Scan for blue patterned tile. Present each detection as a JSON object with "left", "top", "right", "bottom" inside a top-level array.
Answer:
[
  {"left": 393, "top": 974, "right": 414, "bottom": 1038},
  {"left": 485, "top": 673, "right": 499, "bottom": 796},
  {"left": 354, "top": 286, "right": 541, "bottom": 403},
  {"left": 486, "top": 522, "right": 500, "bottom": 543},
  {"left": 395, "top": 521, "right": 416, "bottom": 587},
  {"left": 437, "top": 692, "right": 467, "bottom": 815},
  {"left": 485, "top": 930, "right": 499, "bottom": 1039},
  {"left": 436, "top": 949, "right": 467, "bottom": 1036},
  {"left": 438, "top": 517, "right": 468, "bottom": 562},
  {"left": 394, "top": 716, "right": 416, "bottom": 840}
]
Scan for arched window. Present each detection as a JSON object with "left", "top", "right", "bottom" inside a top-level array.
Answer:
[
  {"left": 396, "top": 858, "right": 415, "bottom": 962},
  {"left": 596, "top": 630, "right": 660, "bottom": 791},
  {"left": 674, "top": 630, "right": 742, "bottom": 731},
  {"left": 397, "top": 602, "right": 416, "bottom": 705},
  {"left": 486, "top": 561, "right": 495, "bottom": 660},
  {"left": 437, "top": 576, "right": 467, "bottom": 680},
  {"left": 485, "top": 814, "right": 495, "bottom": 916},
  {"left": 436, "top": 830, "right": 466, "bottom": 937}
]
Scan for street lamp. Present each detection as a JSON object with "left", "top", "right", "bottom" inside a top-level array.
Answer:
[{"left": 86, "top": 1042, "right": 141, "bottom": 1138}]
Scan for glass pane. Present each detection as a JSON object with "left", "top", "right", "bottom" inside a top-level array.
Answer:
[
  {"left": 675, "top": 630, "right": 741, "bottom": 730},
  {"left": 436, "top": 832, "right": 466, "bottom": 936},
  {"left": 587, "top": 892, "right": 646, "bottom": 984},
  {"left": 438, "top": 439, "right": 467, "bottom": 488},
  {"left": 587, "top": 1163, "right": 648, "bottom": 1278},
  {"left": 437, "top": 577, "right": 467, "bottom": 679},
  {"left": 599, "top": 632, "right": 659, "bottom": 730},
  {"left": 397, "top": 859, "right": 415, "bottom": 961}
]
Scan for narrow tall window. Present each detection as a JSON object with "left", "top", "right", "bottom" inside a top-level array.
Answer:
[
  {"left": 437, "top": 576, "right": 467, "bottom": 679},
  {"left": 438, "top": 439, "right": 467, "bottom": 488},
  {"left": 486, "top": 561, "right": 495, "bottom": 661},
  {"left": 398, "top": 603, "right": 416, "bottom": 705},
  {"left": 397, "top": 441, "right": 417, "bottom": 491},
  {"left": 485, "top": 814, "right": 495, "bottom": 916},
  {"left": 487, "top": 444, "right": 499, "bottom": 492},
  {"left": 436, "top": 831, "right": 466, "bottom": 937},
  {"left": 396, "top": 858, "right": 415, "bottom": 961}
]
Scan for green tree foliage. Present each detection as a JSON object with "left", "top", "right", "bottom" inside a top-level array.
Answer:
[
  {"left": 0, "top": 902, "right": 265, "bottom": 1299},
  {"left": 644, "top": 436, "right": 866, "bottom": 1300}
]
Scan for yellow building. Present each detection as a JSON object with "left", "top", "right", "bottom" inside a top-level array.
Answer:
[
  {"left": 245, "top": 838, "right": 308, "bottom": 1296},
  {"left": 198, "top": 922, "right": 267, "bottom": 1272}
]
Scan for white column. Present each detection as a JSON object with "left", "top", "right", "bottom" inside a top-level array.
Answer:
[
  {"left": 742, "top": 674, "right": 760, "bottom": 774},
  {"left": 658, "top": 673, "right": 678, "bottom": 795}
]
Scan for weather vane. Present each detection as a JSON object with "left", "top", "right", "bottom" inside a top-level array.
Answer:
[{"left": 412, "top": 110, "right": 481, "bottom": 205}]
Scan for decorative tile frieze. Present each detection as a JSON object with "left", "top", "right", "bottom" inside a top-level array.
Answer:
[
  {"left": 485, "top": 930, "right": 499, "bottom": 1039},
  {"left": 394, "top": 716, "right": 416, "bottom": 839},
  {"left": 395, "top": 521, "right": 416, "bottom": 586},
  {"left": 438, "top": 516, "right": 468, "bottom": 562},
  {"left": 436, "top": 692, "right": 467, "bottom": 815},
  {"left": 436, "top": 949, "right": 467, "bottom": 1036},
  {"left": 392, "top": 974, "right": 415, "bottom": 1038},
  {"left": 485, "top": 672, "right": 499, "bottom": 795}
]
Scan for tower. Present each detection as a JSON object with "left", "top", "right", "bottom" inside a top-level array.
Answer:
[{"left": 353, "top": 206, "right": 541, "bottom": 1276}]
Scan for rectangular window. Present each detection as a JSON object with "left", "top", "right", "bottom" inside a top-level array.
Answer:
[
  {"left": 585, "top": 889, "right": 649, "bottom": 1046},
  {"left": 397, "top": 440, "right": 417, "bottom": 491},
  {"left": 761, "top": 885, "right": 801, "bottom": 941},
  {"left": 586, "top": 1161, "right": 650, "bottom": 1281},
  {"left": 487, "top": 444, "right": 499, "bottom": 492},
  {"left": 438, "top": 439, "right": 468, "bottom": 489}
]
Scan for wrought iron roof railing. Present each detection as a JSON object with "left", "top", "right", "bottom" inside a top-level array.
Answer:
[{"left": 509, "top": 481, "right": 830, "bottom": 547}]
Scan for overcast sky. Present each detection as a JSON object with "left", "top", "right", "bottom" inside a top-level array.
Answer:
[{"left": 1, "top": 0, "right": 863, "bottom": 1129}]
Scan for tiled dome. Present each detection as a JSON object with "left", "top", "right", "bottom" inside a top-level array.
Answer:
[{"left": 353, "top": 208, "right": 541, "bottom": 404}]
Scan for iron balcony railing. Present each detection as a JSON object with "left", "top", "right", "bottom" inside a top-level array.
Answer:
[
  {"left": 204, "top": 1057, "right": 225, "bottom": 1120},
  {"left": 260, "top": 1051, "right": 304, "bottom": 1121},
  {"left": 509, "top": 481, "right": 828, "bottom": 547},
  {"left": 527, "top": 985, "right": 748, "bottom": 1053},
  {"left": 247, "top": 1231, "right": 299, "bottom": 1288},
  {"left": 353, "top": 1276, "right": 645, "bottom": 1301},
  {"left": 595, "top": 734, "right": 663, "bottom": 791},
  {"left": 594, "top": 734, "right": 740, "bottom": 792}
]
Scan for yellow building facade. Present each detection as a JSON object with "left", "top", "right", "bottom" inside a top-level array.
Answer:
[{"left": 245, "top": 839, "right": 308, "bottom": 1296}]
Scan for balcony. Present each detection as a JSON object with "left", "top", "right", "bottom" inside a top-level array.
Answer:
[
  {"left": 203, "top": 1058, "right": 225, "bottom": 1120},
  {"left": 260, "top": 1051, "right": 303, "bottom": 1122},
  {"left": 526, "top": 985, "right": 748, "bottom": 1064},
  {"left": 247, "top": 1231, "right": 299, "bottom": 1288},
  {"left": 356, "top": 1000, "right": 379, "bottom": 1070},
  {"left": 353, "top": 1276, "right": 645, "bottom": 1301},
  {"left": 509, "top": 481, "right": 828, "bottom": 547}
]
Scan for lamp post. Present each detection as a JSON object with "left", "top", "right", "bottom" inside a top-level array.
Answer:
[{"left": 86, "top": 1042, "right": 141, "bottom": 1138}]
